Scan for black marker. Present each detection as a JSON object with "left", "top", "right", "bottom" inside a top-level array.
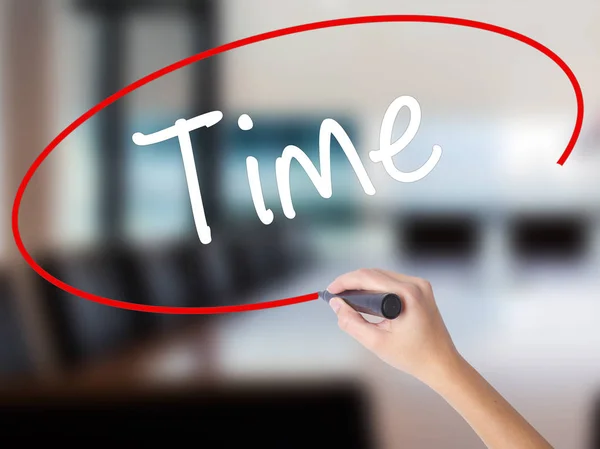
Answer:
[{"left": 319, "top": 290, "right": 403, "bottom": 319}]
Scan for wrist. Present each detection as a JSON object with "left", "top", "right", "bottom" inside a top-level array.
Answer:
[{"left": 420, "top": 347, "right": 470, "bottom": 392}]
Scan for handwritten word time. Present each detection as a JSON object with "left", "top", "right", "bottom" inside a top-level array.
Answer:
[{"left": 132, "top": 96, "right": 442, "bottom": 244}]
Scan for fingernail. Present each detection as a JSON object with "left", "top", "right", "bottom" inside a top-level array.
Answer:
[{"left": 329, "top": 297, "right": 342, "bottom": 313}]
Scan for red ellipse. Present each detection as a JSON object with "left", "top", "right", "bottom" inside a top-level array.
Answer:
[{"left": 12, "top": 15, "right": 585, "bottom": 314}]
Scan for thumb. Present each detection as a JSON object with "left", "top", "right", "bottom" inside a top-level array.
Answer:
[{"left": 329, "top": 297, "right": 383, "bottom": 351}]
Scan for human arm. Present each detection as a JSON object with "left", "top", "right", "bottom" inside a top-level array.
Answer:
[{"left": 326, "top": 268, "right": 553, "bottom": 449}]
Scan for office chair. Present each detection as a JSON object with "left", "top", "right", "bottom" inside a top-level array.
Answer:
[
  {"left": 0, "top": 274, "right": 34, "bottom": 380},
  {"left": 399, "top": 212, "right": 481, "bottom": 261},
  {"left": 33, "top": 248, "right": 152, "bottom": 368}
]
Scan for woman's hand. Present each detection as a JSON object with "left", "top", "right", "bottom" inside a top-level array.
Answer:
[
  {"left": 327, "top": 268, "right": 460, "bottom": 384},
  {"left": 327, "top": 268, "right": 554, "bottom": 449}
]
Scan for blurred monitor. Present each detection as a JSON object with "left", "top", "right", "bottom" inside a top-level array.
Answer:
[
  {"left": 400, "top": 213, "right": 480, "bottom": 260},
  {"left": 509, "top": 214, "right": 589, "bottom": 261},
  {"left": 222, "top": 115, "right": 362, "bottom": 224}
]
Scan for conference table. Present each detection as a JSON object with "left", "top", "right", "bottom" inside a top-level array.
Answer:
[{"left": 2, "top": 233, "right": 599, "bottom": 449}]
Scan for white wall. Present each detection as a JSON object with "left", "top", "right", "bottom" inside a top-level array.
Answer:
[
  {"left": 47, "top": 0, "right": 600, "bottom": 123},
  {"left": 220, "top": 0, "right": 600, "bottom": 112}
]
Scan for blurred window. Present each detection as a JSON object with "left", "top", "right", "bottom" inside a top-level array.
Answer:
[
  {"left": 122, "top": 14, "right": 194, "bottom": 244},
  {"left": 222, "top": 115, "right": 361, "bottom": 224}
]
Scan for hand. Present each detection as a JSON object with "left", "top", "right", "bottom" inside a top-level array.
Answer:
[
  {"left": 328, "top": 268, "right": 554, "bottom": 449},
  {"left": 327, "top": 268, "right": 461, "bottom": 385}
]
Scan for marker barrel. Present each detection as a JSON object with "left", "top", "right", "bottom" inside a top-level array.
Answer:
[{"left": 320, "top": 290, "right": 402, "bottom": 319}]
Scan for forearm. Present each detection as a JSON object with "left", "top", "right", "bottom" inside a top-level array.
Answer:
[
  {"left": 326, "top": 269, "right": 554, "bottom": 447},
  {"left": 425, "top": 354, "right": 553, "bottom": 449}
]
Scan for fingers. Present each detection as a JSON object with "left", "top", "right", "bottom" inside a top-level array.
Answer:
[
  {"left": 375, "top": 319, "right": 392, "bottom": 332},
  {"left": 372, "top": 268, "right": 421, "bottom": 285},
  {"left": 327, "top": 268, "right": 402, "bottom": 294},
  {"left": 329, "top": 297, "right": 384, "bottom": 351},
  {"left": 373, "top": 268, "right": 433, "bottom": 293},
  {"left": 327, "top": 268, "right": 421, "bottom": 303}
]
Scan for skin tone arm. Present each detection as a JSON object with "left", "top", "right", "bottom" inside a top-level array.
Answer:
[{"left": 326, "top": 268, "right": 553, "bottom": 449}]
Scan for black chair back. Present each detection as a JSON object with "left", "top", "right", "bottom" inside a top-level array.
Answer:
[
  {"left": 34, "top": 248, "right": 151, "bottom": 367},
  {"left": 0, "top": 274, "right": 34, "bottom": 379}
]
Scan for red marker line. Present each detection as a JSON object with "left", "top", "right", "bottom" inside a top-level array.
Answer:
[{"left": 12, "top": 15, "right": 584, "bottom": 314}]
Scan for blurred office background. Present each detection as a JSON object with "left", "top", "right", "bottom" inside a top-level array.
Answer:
[{"left": 1, "top": 0, "right": 600, "bottom": 447}]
